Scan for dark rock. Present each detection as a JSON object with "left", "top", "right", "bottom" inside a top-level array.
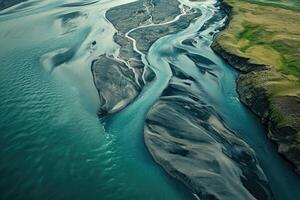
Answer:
[
  {"left": 182, "top": 38, "right": 196, "bottom": 47},
  {"left": 269, "top": 96, "right": 300, "bottom": 173},
  {"left": 237, "top": 72, "right": 270, "bottom": 122},
  {"left": 143, "top": 67, "right": 156, "bottom": 83},
  {"left": 211, "top": 41, "right": 266, "bottom": 73}
]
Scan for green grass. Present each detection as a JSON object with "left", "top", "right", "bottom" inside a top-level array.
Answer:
[
  {"left": 216, "top": 0, "right": 300, "bottom": 132},
  {"left": 245, "top": 0, "right": 300, "bottom": 11},
  {"left": 271, "top": 40, "right": 300, "bottom": 79},
  {"left": 238, "top": 23, "right": 266, "bottom": 52},
  {"left": 219, "top": 0, "right": 300, "bottom": 89},
  {"left": 235, "top": 22, "right": 300, "bottom": 79}
]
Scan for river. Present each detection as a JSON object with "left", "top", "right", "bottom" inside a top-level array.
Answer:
[{"left": 0, "top": 0, "right": 300, "bottom": 199}]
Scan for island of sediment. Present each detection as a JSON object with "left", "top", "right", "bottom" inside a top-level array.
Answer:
[
  {"left": 92, "top": 0, "right": 201, "bottom": 116},
  {"left": 91, "top": 0, "right": 274, "bottom": 199},
  {"left": 212, "top": 0, "right": 300, "bottom": 174}
]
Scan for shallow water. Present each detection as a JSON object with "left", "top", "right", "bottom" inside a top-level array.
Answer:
[{"left": 0, "top": 0, "right": 300, "bottom": 199}]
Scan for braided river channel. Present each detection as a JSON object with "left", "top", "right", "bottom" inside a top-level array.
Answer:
[{"left": 1, "top": 0, "right": 300, "bottom": 199}]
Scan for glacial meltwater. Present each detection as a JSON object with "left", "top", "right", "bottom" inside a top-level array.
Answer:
[{"left": 0, "top": 0, "right": 300, "bottom": 200}]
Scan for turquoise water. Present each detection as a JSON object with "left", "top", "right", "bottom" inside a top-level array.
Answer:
[
  {"left": 177, "top": 35, "right": 300, "bottom": 199},
  {"left": 0, "top": 0, "right": 194, "bottom": 199},
  {"left": 1, "top": 0, "right": 300, "bottom": 199}
]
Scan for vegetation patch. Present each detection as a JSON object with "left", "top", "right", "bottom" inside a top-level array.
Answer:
[
  {"left": 215, "top": 0, "right": 300, "bottom": 169},
  {"left": 218, "top": 0, "right": 300, "bottom": 91}
]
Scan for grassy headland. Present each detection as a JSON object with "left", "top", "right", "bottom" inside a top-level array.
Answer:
[{"left": 213, "top": 0, "right": 300, "bottom": 173}]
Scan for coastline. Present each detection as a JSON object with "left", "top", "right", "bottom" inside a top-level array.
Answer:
[
  {"left": 1, "top": 0, "right": 300, "bottom": 199},
  {"left": 211, "top": 1, "right": 300, "bottom": 175},
  {"left": 90, "top": 0, "right": 299, "bottom": 198}
]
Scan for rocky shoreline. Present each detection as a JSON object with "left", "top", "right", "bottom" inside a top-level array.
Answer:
[{"left": 211, "top": 1, "right": 300, "bottom": 175}]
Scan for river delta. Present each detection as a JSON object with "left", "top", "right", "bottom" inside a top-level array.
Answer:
[{"left": 0, "top": 0, "right": 299, "bottom": 200}]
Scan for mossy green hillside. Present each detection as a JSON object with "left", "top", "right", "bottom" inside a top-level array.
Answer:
[{"left": 215, "top": 0, "right": 300, "bottom": 170}]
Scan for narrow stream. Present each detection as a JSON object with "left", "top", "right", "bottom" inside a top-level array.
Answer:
[{"left": 0, "top": 0, "right": 300, "bottom": 199}]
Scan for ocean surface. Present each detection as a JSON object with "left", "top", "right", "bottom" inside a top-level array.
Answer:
[{"left": 0, "top": 0, "right": 300, "bottom": 199}]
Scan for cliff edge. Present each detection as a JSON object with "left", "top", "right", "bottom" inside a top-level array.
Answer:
[{"left": 212, "top": 0, "right": 300, "bottom": 174}]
